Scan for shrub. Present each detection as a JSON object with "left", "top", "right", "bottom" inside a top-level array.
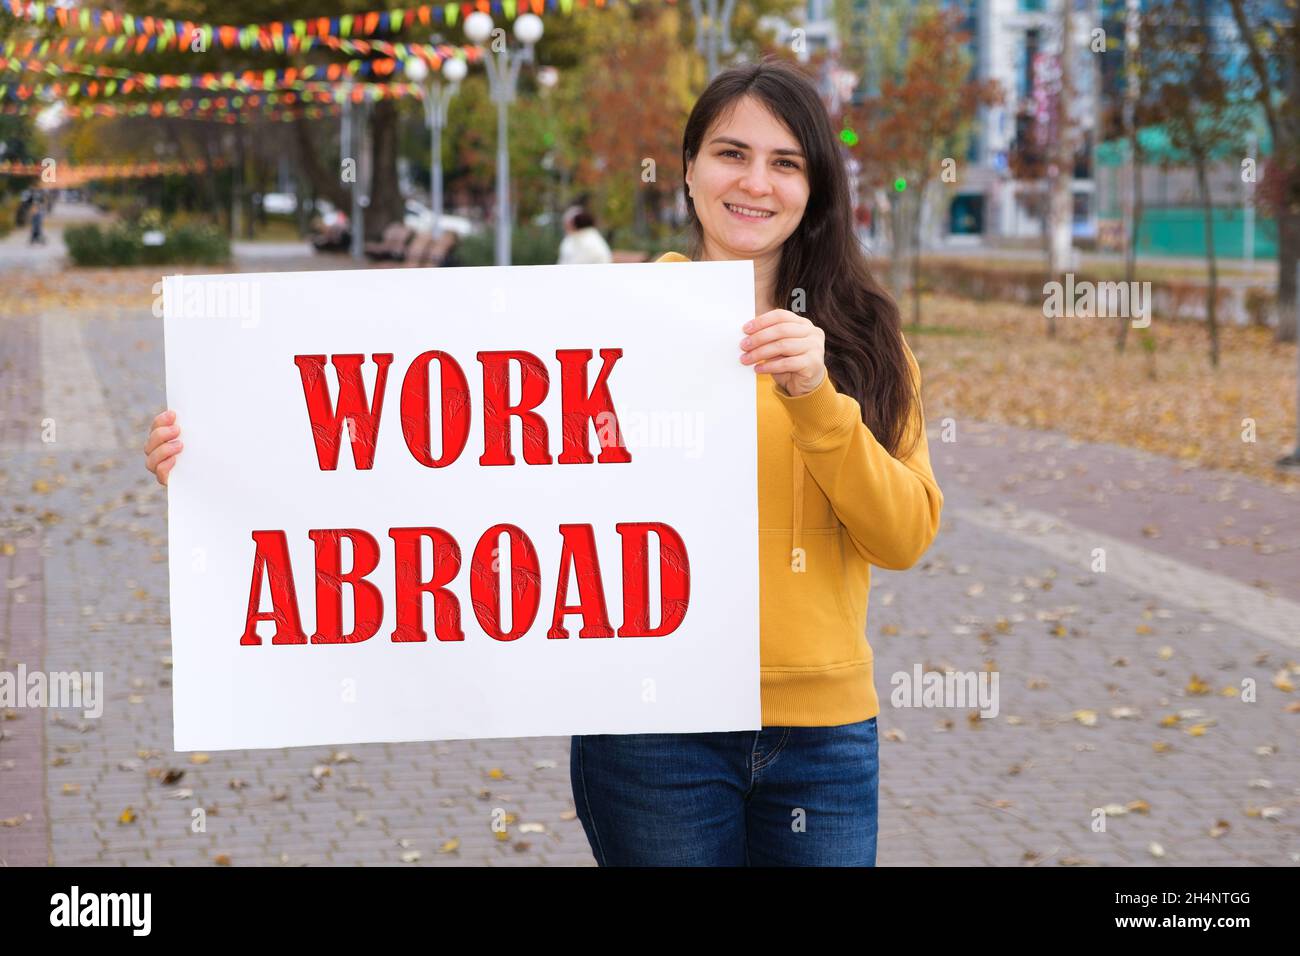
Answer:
[
  {"left": 455, "top": 225, "right": 569, "bottom": 267},
  {"left": 165, "top": 223, "right": 230, "bottom": 265},
  {"left": 1244, "top": 287, "right": 1274, "bottom": 328},
  {"left": 0, "top": 196, "right": 18, "bottom": 239},
  {"left": 64, "top": 220, "right": 230, "bottom": 267},
  {"left": 64, "top": 223, "right": 111, "bottom": 266}
]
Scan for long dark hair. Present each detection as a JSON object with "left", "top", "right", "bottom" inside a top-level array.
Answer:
[{"left": 682, "top": 56, "right": 919, "bottom": 459}]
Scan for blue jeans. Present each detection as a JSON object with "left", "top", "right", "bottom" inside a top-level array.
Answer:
[{"left": 570, "top": 716, "right": 879, "bottom": 866}]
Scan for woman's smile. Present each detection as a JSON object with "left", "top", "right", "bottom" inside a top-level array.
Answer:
[{"left": 723, "top": 201, "right": 777, "bottom": 222}]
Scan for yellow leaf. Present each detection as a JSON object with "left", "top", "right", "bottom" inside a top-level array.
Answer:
[
  {"left": 1159, "top": 714, "right": 1180, "bottom": 727},
  {"left": 1185, "top": 723, "right": 1208, "bottom": 737},
  {"left": 118, "top": 807, "right": 137, "bottom": 824},
  {"left": 1185, "top": 675, "right": 1211, "bottom": 695},
  {"left": 439, "top": 838, "right": 460, "bottom": 853},
  {"left": 190, "top": 753, "right": 211, "bottom": 764}
]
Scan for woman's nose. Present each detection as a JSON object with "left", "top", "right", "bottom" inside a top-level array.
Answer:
[{"left": 739, "top": 167, "right": 773, "bottom": 196}]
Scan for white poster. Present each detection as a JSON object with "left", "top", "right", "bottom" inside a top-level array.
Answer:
[{"left": 163, "top": 261, "right": 760, "bottom": 751}]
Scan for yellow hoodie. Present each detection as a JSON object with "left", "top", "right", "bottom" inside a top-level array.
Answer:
[{"left": 657, "top": 250, "right": 943, "bottom": 725}]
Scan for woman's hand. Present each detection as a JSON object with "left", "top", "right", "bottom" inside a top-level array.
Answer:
[
  {"left": 739, "top": 308, "right": 827, "bottom": 397},
  {"left": 144, "top": 409, "right": 183, "bottom": 486}
]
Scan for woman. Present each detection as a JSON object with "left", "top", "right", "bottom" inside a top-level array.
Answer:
[
  {"left": 557, "top": 205, "right": 613, "bottom": 264},
  {"left": 568, "top": 57, "right": 943, "bottom": 866},
  {"left": 142, "top": 56, "right": 942, "bottom": 868}
]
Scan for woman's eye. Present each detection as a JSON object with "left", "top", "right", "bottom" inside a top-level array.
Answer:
[{"left": 719, "top": 149, "right": 798, "bottom": 170}]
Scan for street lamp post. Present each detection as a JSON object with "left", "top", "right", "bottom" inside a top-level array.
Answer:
[
  {"left": 689, "top": 0, "right": 737, "bottom": 80},
  {"left": 536, "top": 65, "right": 560, "bottom": 240},
  {"left": 404, "top": 52, "right": 467, "bottom": 240},
  {"left": 339, "top": 80, "right": 369, "bottom": 261},
  {"left": 463, "top": 11, "right": 543, "bottom": 267}
]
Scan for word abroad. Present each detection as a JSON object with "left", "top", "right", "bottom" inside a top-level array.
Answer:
[
  {"left": 50, "top": 886, "right": 151, "bottom": 936},
  {"left": 889, "top": 664, "right": 1000, "bottom": 718},
  {"left": 239, "top": 521, "right": 690, "bottom": 646},
  {"left": 0, "top": 665, "right": 103, "bottom": 719},
  {"left": 1042, "top": 273, "right": 1152, "bottom": 328},
  {"left": 295, "top": 348, "right": 632, "bottom": 470}
]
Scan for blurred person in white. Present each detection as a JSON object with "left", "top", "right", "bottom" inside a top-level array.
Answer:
[{"left": 557, "top": 205, "right": 612, "bottom": 264}]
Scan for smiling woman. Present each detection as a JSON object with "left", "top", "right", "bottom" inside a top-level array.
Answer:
[
  {"left": 685, "top": 97, "right": 810, "bottom": 314},
  {"left": 570, "top": 55, "right": 944, "bottom": 868}
]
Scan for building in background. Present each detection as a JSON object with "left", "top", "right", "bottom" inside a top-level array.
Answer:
[{"left": 771, "top": 0, "right": 1274, "bottom": 258}]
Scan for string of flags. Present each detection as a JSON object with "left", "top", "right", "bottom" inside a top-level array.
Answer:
[
  {"left": 1, "top": 79, "right": 426, "bottom": 101},
  {"left": 0, "top": 33, "right": 480, "bottom": 64},
  {"left": 0, "top": 157, "right": 228, "bottom": 185},
  {"left": 0, "top": 52, "right": 454, "bottom": 89},
  {"left": 0, "top": 0, "right": 635, "bottom": 130},
  {"left": 0, "top": 0, "right": 627, "bottom": 50},
  {"left": 0, "top": 98, "right": 342, "bottom": 123}
]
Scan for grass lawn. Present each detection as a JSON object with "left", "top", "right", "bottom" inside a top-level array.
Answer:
[{"left": 908, "top": 294, "right": 1299, "bottom": 487}]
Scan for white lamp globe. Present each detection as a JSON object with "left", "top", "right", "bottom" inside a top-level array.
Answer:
[
  {"left": 513, "top": 13, "right": 543, "bottom": 45},
  {"left": 463, "top": 11, "right": 494, "bottom": 45},
  {"left": 442, "top": 57, "right": 468, "bottom": 83},
  {"left": 403, "top": 56, "right": 429, "bottom": 83}
]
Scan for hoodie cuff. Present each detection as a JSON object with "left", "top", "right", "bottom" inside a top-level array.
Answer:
[{"left": 772, "top": 371, "right": 856, "bottom": 445}]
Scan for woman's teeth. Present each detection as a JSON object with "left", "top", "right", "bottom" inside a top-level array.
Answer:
[{"left": 725, "top": 203, "right": 774, "bottom": 220}]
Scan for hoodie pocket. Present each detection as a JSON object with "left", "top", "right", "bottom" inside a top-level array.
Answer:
[{"left": 758, "top": 528, "right": 863, "bottom": 670}]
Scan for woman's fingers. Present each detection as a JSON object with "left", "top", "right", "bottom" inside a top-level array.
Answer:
[
  {"left": 746, "top": 308, "right": 803, "bottom": 333},
  {"left": 753, "top": 356, "right": 805, "bottom": 374},
  {"left": 741, "top": 320, "right": 811, "bottom": 351},
  {"left": 741, "top": 338, "right": 812, "bottom": 365},
  {"left": 145, "top": 409, "right": 182, "bottom": 485},
  {"left": 155, "top": 454, "right": 178, "bottom": 486},
  {"left": 146, "top": 436, "right": 182, "bottom": 476},
  {"left": 144, "top": 422, "right": 181, "bottom": 456}
]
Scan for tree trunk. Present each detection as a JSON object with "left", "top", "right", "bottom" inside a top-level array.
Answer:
[
  {"left": 1276, "top": 206, "right": 1299, "bottom": 342},
  {"left": 1193, "top": 149, "right": 1220, "bottom": 367},
  {"left": 1118, "top": 129, "right": 1144, "bottom": 352},
  {"left": 889, "top": 192, "right": 910, "bottom": 307},
  {"left": 292, "top": 117, "right": 350, "bottom": 212},
  {"left": 1046, "top": 0, "right": 1075, "bottom": 334},
  {"left": 911, "top": 183, "right": 924, "bottom": 328},
  {"left": 366, "top": 99, "right": 404, "bottom": 242}
]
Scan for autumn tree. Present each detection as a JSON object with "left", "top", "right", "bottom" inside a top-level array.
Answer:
[
  {"left": 1142, "top": 0, "right": 1251, "bottom": 367},
  {"left": 1227, "top": 0, "right": 1300, "bottom": 343},
  {"left": 846, "top": 5, "right": 1002, "bottom": 326}
]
